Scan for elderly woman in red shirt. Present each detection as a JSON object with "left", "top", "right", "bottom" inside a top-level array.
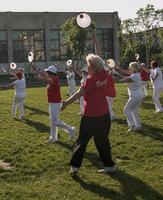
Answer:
[{"left": 61, "top": 53, "right": 116, "bottom": 175}]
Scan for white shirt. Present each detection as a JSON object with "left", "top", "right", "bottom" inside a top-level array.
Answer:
[
  {"left": 66, "top": 71, "right": 75, "bottom": 83},
  {"left": 13, "top": 79, "right": 26, "bottom": 98},
  {"left": 150, "top": 67, "right": 163, "bottom": 88},
  {"left": 127, "top": 73, "right": 143, "bottom": 98}
]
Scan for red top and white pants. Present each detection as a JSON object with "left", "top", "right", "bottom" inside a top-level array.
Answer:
[
  {"left": 69, "top": 69, "right": 115, "bottom": 169},
  {"left": 106, "top": 73, "right": 116, "bottom": 120},
  {"left": 47, "top": 76, "right": 75, "bottom": 141},
  {"left": 140, "top": 69, "right": 150, "bottom": 97}
]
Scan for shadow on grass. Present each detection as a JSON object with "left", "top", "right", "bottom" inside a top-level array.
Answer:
[
  {"left": 137, "top": 123, "right": 163, "bottom": 142},
  {"left": 57, "top": 141, "right": 101, "bottom": 168},
  {"left": 141, "top": 101, "right": 155, "bottom": 110},
  {"left": 71, "top": 170, "right": 163, "bottom": 200},
  {"left": 24, "top": 105, "right": 48, "bottom": 116},
  {"left": 23, "top": 118, "right": 49, "bottom": 133},
  {"left": 109, "top": 170, "right": 163, "bottom": 200},
  {"left": 72, "top": 175, "right": 125, "bottom": 199}
]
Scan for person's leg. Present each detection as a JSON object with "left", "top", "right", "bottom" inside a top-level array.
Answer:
[
  {"left": 131, "top": 98, "right": 143, "bottom": 128},
  {"left": 93, "top": 113, "right": 115, "bottom": 167},
  {"left": 69, "top": 116, "right": 92, "bottom": 168},
  {"left": 124, "top": 97, "right": 135, "bottom": 128},
  {"left": 48, "top": 103, "right": 58, "bottom": 141},
  {"left": 18, "top": 97, "right": 25, "bottom": 119},
  {"left": 153, "top": 87, "right": 163, "bottom": 111},
  {"left": 107, "top": 97, "right": 116, "bottom": 120},
  {"left": 11, "top": 96, "right": 18, "bottom": 118},
  {"left": 80, "top": 96, "right": 84, "bottom": 115},
  {"left": 51, "top": 103, "right": 75, "bottom": 139}
]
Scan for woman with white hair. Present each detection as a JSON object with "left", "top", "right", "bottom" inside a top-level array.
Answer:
[
  {"left": 117, "top": 62, "right": 144, "bottom": 132},
  {"left": 61, "top": 53, "right": 116, "bottom": 175}
]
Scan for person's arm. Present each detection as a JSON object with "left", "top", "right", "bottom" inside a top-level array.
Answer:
[
  {"left": 151, "top": 72, "right": 159, "bottom": 81},
  {"left": 119, "top": 76, "right": 133, "bottom": 83},
  {"left": 91, "top": 34, "right": 101, "bottom": 56},
  {"left": 116, "top": 67, "right": 132, "bottom": 75},
  {"left": 73, "top": 65, "right": 82, "bottom": 78},
  {"left": 37, "top": 71, "right": 54, "bottom": 85},
  {"left": 0, "top": 82, "right": 15, "bottom": 89},
  {"left": 60, "top": 87, "right": 84, "bottom": 111}
]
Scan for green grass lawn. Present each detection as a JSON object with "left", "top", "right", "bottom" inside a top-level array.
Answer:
[{"left": 0, "top": 84, "right": 163, "bottom": 200}]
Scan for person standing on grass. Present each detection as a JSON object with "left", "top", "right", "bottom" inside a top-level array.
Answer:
[
  {"left": 66, "top": 65, "right": 76, "bottom": 96},
  {"left": 61, "top": 54, "right": 116, "bottom": 175},
  {"left": 36, "top": 65, "right": 76, "bottom": 144},
  {"left": 140, "top": 63, "right": 150, "bottom": 97},
  {"left": 117, "top": 62, "right": 144, "bottom": 132},
  {"left": 105, "top": 67, "right": 117, "bottom": 120},
  {"left": 149, "top": 60, "right": 163, "bottom": 112},
  {"left": 0, "top": 71, "right": 26, "bottom": 120}
]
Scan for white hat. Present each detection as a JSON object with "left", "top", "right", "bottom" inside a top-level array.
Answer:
[{"left": 44, "top": 66, "right": 57, "bottom": 74}]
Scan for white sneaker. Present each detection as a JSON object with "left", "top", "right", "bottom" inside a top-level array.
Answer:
[
  {"left": 155, "top": 109, "right": 163, "bottom": 113},
  {"left": 69, "top": 166, "right": 78, "bottom": 175},
  {"left": 98, "top": 166, "right": 117, "bottom": 174},
  {"left": 127, "top": 126, "right": 135, "bottom": 132},
  {"left": 45, "top": 137, "right": 57, "bottom": 144},
  {"left": 69, "top": 127, "right": 76, "bottom": 140}
]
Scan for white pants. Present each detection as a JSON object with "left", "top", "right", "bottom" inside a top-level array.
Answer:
[
  {"left": 124, "top": 96, "right": 143, "bottom": 128},
  {"left": 12, "top": 96, "right": 25, "bottom": 119},
  {"left": 106, "top": 96, "right": 116, "bottom": 119},
  {"left": 153, "top": 87, "right": 163, "bottom": 111},
  {"left": 68, "top": 80, "right": 76, "bottom": 96},
  {"left": 142, "top": 81, "right": 148, "bottom": 97},
  {"left": 49, "top": 103, "right": 74, "bottom": 140},
  {"left": 80, "top": 96, "right": 84, "bottom": 115}
]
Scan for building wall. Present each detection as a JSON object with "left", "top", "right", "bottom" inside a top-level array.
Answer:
[{"left": 0, "top": 12, "right": 119, "bottom": 74}]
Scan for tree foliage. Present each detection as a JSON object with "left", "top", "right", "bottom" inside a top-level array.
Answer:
[
  {"left": 119, "top": 4, "right": 163, "bottom": 66},
  {"left": 61, "top": 17, "right": 96, "bottom": 61}
]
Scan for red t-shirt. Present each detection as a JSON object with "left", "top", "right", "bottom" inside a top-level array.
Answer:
[
  {"left": 140, "top": 69, "right": 150, "bottom": 81},
  {"left": 82, "top": 69, "right": 110, "bottom": 117},
  {"left": 47, "top": 76, "right": 62, "bottom": 103},
  {"left": 107, "top": 74, "right": 116, "bottom": 97}
]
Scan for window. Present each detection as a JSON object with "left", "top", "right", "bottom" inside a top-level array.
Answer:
[
  {"left": 0, "top": 31, "right": 8, "bottom": 63},
  {"left": 13, "top": 30, "right": 45, "bottom": 62},
  {"left": 86, "top": 29, "right": 114, "bottom": 59},
  {"left": 50, "top": 30, "right": 68, "bottom": 61}
]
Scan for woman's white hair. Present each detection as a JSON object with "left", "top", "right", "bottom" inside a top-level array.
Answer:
[
  {"left": 129, "top": 62, "right": 140, "bottom": 72},
  {"left": 86, "top": 54, "right": 105, "bottom": 72}
]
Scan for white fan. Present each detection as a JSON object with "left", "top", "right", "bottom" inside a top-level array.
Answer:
[
  {"left": 10, "top": 62, "right": 17, "bottom": 70},
  {"left": 66, "top": 59, "right": 73, "bottom": 66},
  {"left": 28, "top": 52, "right": 34, "bottom": 63},
  {"left": 77, "top": 13, "right": 91, "bottom": 28},
  {"left": 107, "top": 59, "right": 115, "bottom": 68}
]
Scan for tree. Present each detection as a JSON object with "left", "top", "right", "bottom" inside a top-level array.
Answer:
[
  {"left": 119, "top": 4, "right": 163, "bottom": 66},
  {"left": 61, "top": 17, "right": 96, "bottom": 63}
]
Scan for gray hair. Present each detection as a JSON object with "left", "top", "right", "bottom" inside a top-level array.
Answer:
[{"left": 86, "top": 54, "right": 105, "bottom": 72}]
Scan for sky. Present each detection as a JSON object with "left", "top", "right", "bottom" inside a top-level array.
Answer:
[{"left": 0, "top": 0, "right": 162, "bottom": 20}]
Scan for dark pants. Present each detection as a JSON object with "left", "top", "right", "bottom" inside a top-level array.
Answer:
[{"left": 69, "top": 113, "right": 115, "bottom": 168}]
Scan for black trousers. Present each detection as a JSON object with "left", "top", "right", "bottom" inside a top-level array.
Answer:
[{"left": 69, "top": 113, "right": 115, "bottom": 168}]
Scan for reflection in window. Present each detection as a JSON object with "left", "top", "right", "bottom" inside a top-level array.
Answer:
[
  {"left": 13, "top": 30, "right": 45, "bottom": 62},
  {"left": 0, "top": 31, "right": 8, "bottom": 63}
]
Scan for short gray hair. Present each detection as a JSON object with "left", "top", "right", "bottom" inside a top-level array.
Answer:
[{"left": 86, "top": 54, "right": 105, "bottom": 72}]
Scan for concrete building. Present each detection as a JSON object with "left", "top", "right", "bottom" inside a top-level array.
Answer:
[{"left": 0, "top": 12, "right": 119, "bottom": 74}]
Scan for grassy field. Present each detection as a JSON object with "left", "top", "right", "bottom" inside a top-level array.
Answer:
[{"left": 0, "top": 84, "right": 163, "bottom": 200}]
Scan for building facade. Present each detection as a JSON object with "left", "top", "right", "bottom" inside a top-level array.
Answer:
[{"left": 0, "top": 12, "right": 119, "bottom": 73}]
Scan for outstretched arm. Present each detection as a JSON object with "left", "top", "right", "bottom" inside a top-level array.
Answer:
[
  {"left": 92, "top": 34, "right": 101, "bottom": 56},
  {"left": 60, "top": 87, "right": 84, "bottom": 111}
]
